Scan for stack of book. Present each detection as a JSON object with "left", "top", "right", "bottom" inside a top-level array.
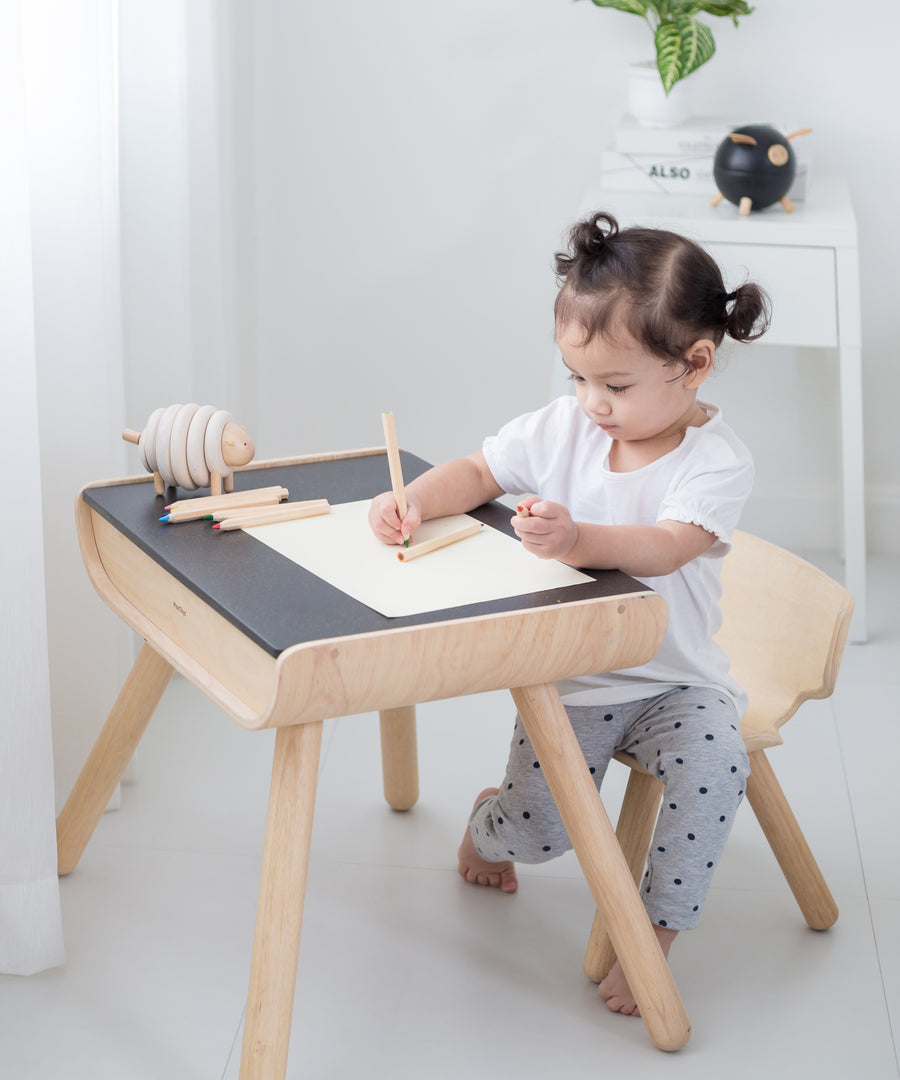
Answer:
[{"left": 600, "top": 114, "right": 810, "bottom": 199}]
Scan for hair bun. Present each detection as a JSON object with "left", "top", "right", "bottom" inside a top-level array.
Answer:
[
  {"left": 584, "top": 212, "right": 618, "bottom": 256},
  {"left": 724, "top": 281, "right": 771, "bottom": 343},
  {"left": 556, "top": 212, "right": 619, "bottom": 278}
]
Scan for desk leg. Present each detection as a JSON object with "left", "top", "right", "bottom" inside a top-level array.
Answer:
[
  {"left": 584, "top": 767, "right": 664, "bottom": 983},
  {"left": 511, "top": 683, "right": 691, "bottom": 1053},
  {"left": 240, "top": 721, "right": 323, "bottom": 1080},
  {"left": 56, "top": 643, "right": 174, "bottom": 876},
  {"left": 379, "top": 705, "right": 419, "bottom": 811}
]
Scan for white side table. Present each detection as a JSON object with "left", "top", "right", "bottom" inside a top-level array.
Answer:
[{"left": 559, "top": 178, "right": 866, "bottom": 641}]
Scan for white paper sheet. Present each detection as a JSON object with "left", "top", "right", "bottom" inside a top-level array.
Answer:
[{"left": 246, "top": 499, "right": 592, "bottom": 618}]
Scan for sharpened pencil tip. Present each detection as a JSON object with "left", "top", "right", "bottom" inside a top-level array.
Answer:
[
  {"left": 158, "top": 514, "right": 170, "bottom": 522},
  {"left": 212, "top": 523, "right": 221, "bottom": 530}
]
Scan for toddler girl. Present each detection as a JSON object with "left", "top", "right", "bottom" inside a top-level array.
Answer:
[{"left": 369, "top": 211, "right": 770, "bottom": 1016}]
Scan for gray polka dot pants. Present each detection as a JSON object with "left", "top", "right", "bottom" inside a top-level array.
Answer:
[{"left": 468, "top": 686, "right": 749, "bottom": 931}]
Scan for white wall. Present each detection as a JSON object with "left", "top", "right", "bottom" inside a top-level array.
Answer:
[
  {"left": 240, "top": 2, "right": 900, "bottom": 551},
  {"left": 117, "top": 2, "right": 900, "bottom": 554}
]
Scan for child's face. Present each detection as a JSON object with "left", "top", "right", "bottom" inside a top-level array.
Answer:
[{"left": 557, "top": 322, "right": 711, "bottom": 447}]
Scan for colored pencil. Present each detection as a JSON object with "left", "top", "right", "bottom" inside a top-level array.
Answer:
[
  {"left": 213, "top": 502, "right": 331, "bottom": 531},
  {"left": 516, "top": 504, "right": 531, "bottom": 517},
  {"left": 381, "top": 411, "right": 409, "bottom": 547},
  {"left": 396, "top": 522, "right": 483, "bottom": 562},
  {"left": 206, "top": 499, "right": 329, "bottom": 523}
]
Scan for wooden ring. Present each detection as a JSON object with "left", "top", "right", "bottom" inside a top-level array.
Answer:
[
  {"left": 203, "top": 409, "right": 233, "bottom": 480},
  {"left": 170, "top": 403, "right": 200, "bottom": 490},
  {"left": 154, "top": 404, "right": 182, "bottom": 488},
  {"left": 139, "top": 407, "right": 164, "bottom": 473},
  {"left": 186, "top": 404, "right": 216, "bottom": 488}
]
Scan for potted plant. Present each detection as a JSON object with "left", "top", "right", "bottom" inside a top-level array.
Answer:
[{"left": 579, "top": 1, "right": 755, "bottom": 125}]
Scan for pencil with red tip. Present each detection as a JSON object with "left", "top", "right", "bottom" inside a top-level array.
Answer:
[
  {"left": 212, "top": 501, "right": 331, "bottom": 531},
  {"left": 206, "top": 499, "right": 328, "bottom": 523}
]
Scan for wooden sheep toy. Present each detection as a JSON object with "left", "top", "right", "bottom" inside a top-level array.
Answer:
[
  {"left": 711, "top": 125, "right": 811, "bottom": 215},
  {"left": 122, "top": 404, "right": 255, "bottom": 496}
]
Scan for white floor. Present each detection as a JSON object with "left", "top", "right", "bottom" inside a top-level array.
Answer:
[{"left": 3, "top": 553, "right": 899, "bottom": 1079}]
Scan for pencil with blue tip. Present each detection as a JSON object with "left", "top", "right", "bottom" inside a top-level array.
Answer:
[
  {"left": 381, "top": 411, "right": 410, "bottom": 547},
  {"left": 159, "top": 487, "right": 289, "bottom": 523}
]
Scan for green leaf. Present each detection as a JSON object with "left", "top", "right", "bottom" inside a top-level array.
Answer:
[
  {"left": 655, "top": 16, "right": 715, "bottom": 92},
  {"left": 697, "top": 1, "right": 754, "bottom": 24},
  {"left": 581, "top": 0, "right": 649, "bottom": 14}
]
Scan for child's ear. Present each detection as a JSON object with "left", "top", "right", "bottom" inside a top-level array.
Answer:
[{"left": 683, "top": 339, "right": 715, "bottom": 387}]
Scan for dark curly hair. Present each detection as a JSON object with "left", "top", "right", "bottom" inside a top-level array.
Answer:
[{"left": 554, "top": 212, "right": 771, "bottom": 373}]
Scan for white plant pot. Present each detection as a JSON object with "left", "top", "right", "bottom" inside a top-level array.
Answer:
[{"left": 626, "top": 60, "right": 692, "bottom": 127}]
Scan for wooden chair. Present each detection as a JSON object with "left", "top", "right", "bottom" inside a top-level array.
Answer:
[{"left": 583, "top": 530, "right": 854, "bottom": 982}]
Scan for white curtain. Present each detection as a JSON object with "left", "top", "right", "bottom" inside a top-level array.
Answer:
[{"left": 0, "top": 0, "right": 65, "bottom": 976}]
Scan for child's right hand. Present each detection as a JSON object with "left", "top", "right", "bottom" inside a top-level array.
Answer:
[{"left": 368, "top": 491, "right": 422, "bottom": 546}]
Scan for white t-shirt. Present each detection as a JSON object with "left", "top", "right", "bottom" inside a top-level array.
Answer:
[{"left": 482, "top": 395, "right": 753, "bottom": 715}]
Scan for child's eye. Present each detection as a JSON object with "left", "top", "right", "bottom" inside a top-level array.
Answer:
[
  {"left": 607, "top": 384, "right": 628, "bottom": 394},
  {"left": 566, "top": 372, "right": 586, "bottom": 384}
]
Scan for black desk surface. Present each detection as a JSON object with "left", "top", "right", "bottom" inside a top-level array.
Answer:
[{"left": 83, "top": 452, "right": 648, "bottom": 658}]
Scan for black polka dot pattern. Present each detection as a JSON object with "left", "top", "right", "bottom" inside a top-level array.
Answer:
[{"left": 466, "top": 688, "right": 748, "bottom": 930}]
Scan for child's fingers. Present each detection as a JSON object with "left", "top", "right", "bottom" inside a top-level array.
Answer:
[
  {"left": 369, "top": 492, "right": 410, "bottom": 545},
  {"left": 399, "top": 506, "right": 421, "bottom": 543}
]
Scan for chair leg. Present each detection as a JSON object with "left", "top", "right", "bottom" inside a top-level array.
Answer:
[
  {"left": 379, "top": 705, "right": 419, "bottom": 811},
  {"left": 745, "top": 748, "right": 839, "bottom": 930},
  {"left": 511, "top": 683, "right": 690, "bottom": 1052},
  {"left": 240, "top": 720, "right": 323, "bottom": 1080},
  {"left": 584, "top": 766, "right": 663, "bottom": 983},
  {"left": 56, "top": 643, "right": 174, "bottom": 876}
]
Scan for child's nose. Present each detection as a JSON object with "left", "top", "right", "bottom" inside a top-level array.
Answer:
[{"left": 587, "top": 386, "right": 612, "bottom": 415}]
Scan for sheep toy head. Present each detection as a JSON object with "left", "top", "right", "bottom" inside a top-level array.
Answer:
[{"left": 122, "top": 404, "right": 255, "bottom": 496}]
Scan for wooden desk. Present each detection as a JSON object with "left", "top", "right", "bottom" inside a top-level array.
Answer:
[
  {"left": 561, "top": 178, "right": 866, "bottom": 641},
  {"left": 58, "top": 450, "right": 683, "bottom": 1074}
]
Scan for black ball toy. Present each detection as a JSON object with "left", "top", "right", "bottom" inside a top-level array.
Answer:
[{"left": 711, "top": 124, "right": 811, "bottom": 215}]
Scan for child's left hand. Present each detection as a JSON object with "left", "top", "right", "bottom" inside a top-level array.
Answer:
[{"left": 512, "top": 496, "right": 578, "bottom": 560}]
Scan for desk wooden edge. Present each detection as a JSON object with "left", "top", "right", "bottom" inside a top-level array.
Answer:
[{"left": 77, "top": 461, "right": 668, "bottom": 733}]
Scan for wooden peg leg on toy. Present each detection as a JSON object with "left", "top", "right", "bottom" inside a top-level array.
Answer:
[
  {"left": 240, "top": 721, "right": 323, "bottom": 1080},
  {"left": 379, "top": 706, "right": 419, "bottom": 811},
  {"left": 710, "top": 192, "right": 725, "bottom": 208},
  {"left": 780, "top": 195, "right": 795, "bottom": 213},
  {"left": 584, "top": 766, "right": 664, "bottom": 983},
  {"left": 739, "top": 196, "right": 753, "bottom": 216},
  {"left": 56, "top": 643, "right": 174, "bottom": 876},
  {"left": 510, "top": 683, "right": 691, "bottom": 1053}
]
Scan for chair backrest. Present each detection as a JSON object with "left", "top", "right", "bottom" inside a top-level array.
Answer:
[{"left": 714, "top": 531, "right": 854, "bottom": 750}]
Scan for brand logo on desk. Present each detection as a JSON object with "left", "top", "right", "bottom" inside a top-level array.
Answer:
[{"left": 172, "top": 600, "right": 187, "bottom": 617}]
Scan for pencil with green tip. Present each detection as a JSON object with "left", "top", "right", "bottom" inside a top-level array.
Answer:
[{"left": 381, "top": 411, "right": 410, "bottom": 547}]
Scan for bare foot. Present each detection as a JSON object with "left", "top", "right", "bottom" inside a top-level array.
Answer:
[
  {"left": 597, "top": 925, "right": 679, "bottom": 1016},
  {"left": 457, "top": 787, "right": 518, "bottom": 893}
]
